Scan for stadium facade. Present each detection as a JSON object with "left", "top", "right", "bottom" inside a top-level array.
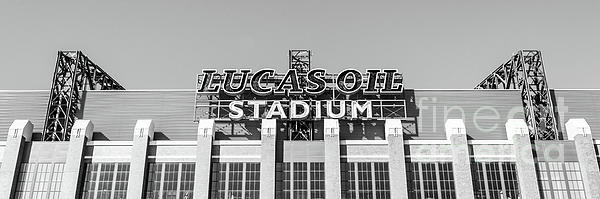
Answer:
[{"left": 0, "top": 50, "right": 599, "bottom": 199}]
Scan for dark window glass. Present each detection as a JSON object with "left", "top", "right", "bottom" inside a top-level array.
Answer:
[
  {"left": 209, "top": 162, "right": 260, "bottom": 199},
  {"left": 82, "top": 162, "right": 130, "bottom": 199},
  {"left": 145, "top": 162, "right": 195, "bottom": 199},
  {"left": 341, "top": 162, "right": 390, "bottom": 199},
  {"left": 407, "top": 162, "right": 456, "bottom": 199}
]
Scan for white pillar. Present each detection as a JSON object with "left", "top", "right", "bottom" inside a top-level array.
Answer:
[
  {"left": 445, "top": 119, "right": 475, "bottom": 199},
  {"left": 259, "top": 119, "right": 276, "bottom": 199},
  {"left": 194, "top": 119, "right": 215, "bottom": 199},
  {"left": 565, "top": 119, "right": 600, "bottom": 198},
  {"left": 60, "top": 120, "right": 93, "bottom": 199},
  {"left": 324, "top": 119, "right": 341, "bottom": 199},
  {"left": 386, "top": 119, "right": 409, "bottom": 199},
  {"left": 0, "top": 120, "right": 33, "bottom": 199},
  {"left": 126, "top": 120, "right": 154, "bottom": 199},
  {"left": 505, "top": 119, "right": 541, "bottom": 199}
]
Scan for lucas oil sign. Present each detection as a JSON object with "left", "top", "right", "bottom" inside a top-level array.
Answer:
[{"left": 194, "top": 69, "right": 406, "bottom": 120}]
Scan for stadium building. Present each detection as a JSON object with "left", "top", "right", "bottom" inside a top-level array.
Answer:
[{"left": 0, "top": 49, "right": 599, "bottom": 199}]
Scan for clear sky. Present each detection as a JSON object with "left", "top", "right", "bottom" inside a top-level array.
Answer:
[{"left": 0, "top": 0, "right": 598, "bottom": 89}]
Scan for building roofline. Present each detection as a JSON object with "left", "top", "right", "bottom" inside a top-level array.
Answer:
[{"left": 0, "top": 88, "right": 598, "bottom": 92}]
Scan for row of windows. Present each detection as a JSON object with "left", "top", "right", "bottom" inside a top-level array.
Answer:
[
  {"left": 537, "top": 162, "right": 586, "bottom": 199},
  {"left": 278, "top": 162, "right": 325, "bottom": 199},
  {"left": 406, "top": 162, "right": 455, "bottom": 199},
  {"left": 15, "top": 162, "right": 64, "bottom": 199},
  {"left": 472, "top": 162, "right": 519, "bottom": 199},
  {"left": 146, "top": 162, "right": 195, "bottom": 199},
  {"left": 342, "top": 162, "right": 391, "bottom": 199},
  {"left": 8, "top": 161, "right": 589, "bottom": 199},
  {"left": 82, "top": 162, "right": 130, "bottom": 199},
  {"left": 210, "top": 162, "right": 260, "bottom": 199}
]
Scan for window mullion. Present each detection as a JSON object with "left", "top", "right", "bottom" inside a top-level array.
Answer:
[
  {"left": 242, "top": 163, "right": 247, "bottom": 199},
  {"left": 482, "top": 163, "right": 489, "bottom": 198},
  {"left": 435, "top": 163, "right": 442, "bottom": 199},
  {"left": 93, "top": 163, "right": 101, "bottom": 199},
  {"left": 307, "top": 162, "right": 312, "bottom": 199},
  {"left": 29, "top": 163, "right": 38, "bottom": 199},
  {"left": 418, "top": 163, "right": 424, "bottom": 199},
  {"left": 176, "top": 163, "right": 183, "bottom": 199},
  {"left": 46, "top": 163, "right": 54, "bottom": 199},
  {"left": 290, "top": 162, "right": 295, "bottom": 199},
  {"left": 111, "top": 163, "right": 118, "bottom": 198},
  {"left": 224, "top": 163, "right": 230, "bottom": 199},
  {"left": 159, "top": 163, "right": 166, "bottom": 199},
  {"left": 545, "top": 162, "right": 554, "bottom": 198},
  {"left": 498, "top": 162, "right": 506, "bottom": 198},
  {"left": 353, "top": 163, "right": 359, "bottom": 199},
  {"left": 370, "top": 162, "right": 377, "bottom": 199},
  {"left": 562, "top": 162, "right": 571, "bottom": 199}
]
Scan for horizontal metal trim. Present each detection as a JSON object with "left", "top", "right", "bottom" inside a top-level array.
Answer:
[
  {"left": 553, "top": 89, "right": 600, "bottom": 91},
  {"left": 212, "top": 155, "right": 261, "bottom": 159},
  {"left": 341, "top": 140, "right": 387, "bottom": 145},
  {"left": 404, "top": 140, "right": 451, "bottom": 145},
  {"left": 86, "top": 141, "right": 133, "bottom": 146},
  {"left": 150, "top": 141, "right": 196, "bottom": 146},
  {"left": 411, "top": 89, "right": 520, "bottom": 91},
  {"left": 213, "top": 140, "right": 261, "bottom": 146},
  {"left": 468, "top": 140, "right": 512, "bottom": 145},
  {"left": 84, "top": 155, "right": 131, "bottom": 159},
  {"left": 469, "top": 155, "right": 515, "bottom": 158},
  {"left": 0, "top": 141, "right": 6, "bottom": 146},
  {"left": 0, "top": 90, "right": 49, "bottom": 92},
  {"left": 86, "top": 89, "right": 195, "bottom": 92},
  {"left": 80, "top": 140, "right": 515, "bottom": 146},
  {"left": 405, "top": 155, "right": 452, "bottom": 158},
  {"left": 148, "top": 156, "right": 196, "bottom": 159},
  {"left": 341, "top": 155, "right": 389, "bottom": 159}
]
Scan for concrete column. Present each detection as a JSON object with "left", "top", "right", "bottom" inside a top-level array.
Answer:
[
  {"left": 0, "top": 120, "right": 32, "bottom": 199},
  {"left": 259, "top": 119, "right": 276, "bottom": 199},
  {"left": 386, "top": 119, "right": 409, "bottom": 199},
  {"left": 60, "top": 120, "right": 93, "bottom": 199},
  {"left": 126, "top": 120, "right": 154, "bottom": 199},
  {"left": 324, "top": 119, "right": 341, "bottom": 199},
  {"left": 445, "top": 119, "right": 475, "bottom": 199},
  {"left": 194, "top": 119, "right": 215, "bottom": 199},
  {"left": 566, "top": 119, "right": 600, "bottom": 198},
  {"left": 506, "top": 119, "right": 541, "bottom": 199}
]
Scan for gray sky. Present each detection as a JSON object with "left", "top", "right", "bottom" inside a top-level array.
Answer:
[{"left": 0, "top": 0, "right": 598, "bottom": 89}]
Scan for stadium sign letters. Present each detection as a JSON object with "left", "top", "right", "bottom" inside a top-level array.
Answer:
[{"left": 196, "top": 69, "right": 404, "bottom": 120}]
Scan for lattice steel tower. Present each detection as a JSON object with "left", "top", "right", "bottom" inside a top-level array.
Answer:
[
  {"left": 43, "top": 51, "right": 124, "bottom": 141},
  {"left": 476, "top": 50, "right": 558, "bottom": 140},
  {"left": 288, "top": 50, "right": 314, "bottom": 140}
]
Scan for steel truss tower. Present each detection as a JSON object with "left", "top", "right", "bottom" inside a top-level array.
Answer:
[
  {"left": 288, "top": 50, "right": 314, "bottom": 140},
  {"left": 43, "top": 51, "right": 124, "bottom": 141},
  {"left": 476, "top": 50, "right": 558, "bottom": 140}
]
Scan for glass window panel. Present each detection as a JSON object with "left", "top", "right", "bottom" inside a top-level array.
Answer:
[
  {"left": 81, "top": 162, "right": 129, "bottom": 199},
  {"left": 537, "top": 162, "right": 586, "bottom": 199},
  {"left": 373, "top": 162, "right": 390, "bottom": 199},
  {"left": 180, "top": 163, "right": 195, "bottom": 199},
  {"left": 210, "top": 162, "right": 259, "bottom": 199},
  {"left": 14, "top": 162, "right": 65, "bottom": 199},
  {"left": 162, "top": 163, "right": 180, "bottom": 199},
  {"left": 310, "top": 162, "right": 325, "bottom": 199}
]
